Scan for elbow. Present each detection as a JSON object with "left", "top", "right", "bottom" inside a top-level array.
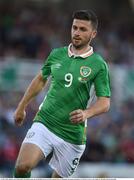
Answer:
[
  {"left": 104, "top": 100, "right": 110, "bottom": 112},
  {"left": 98, "top": 97, "right": 111, "bottom": 113}
]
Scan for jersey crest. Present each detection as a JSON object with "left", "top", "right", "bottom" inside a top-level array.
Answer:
[{"left": 80, "top": 66, "right": 91, "bottom": 77}]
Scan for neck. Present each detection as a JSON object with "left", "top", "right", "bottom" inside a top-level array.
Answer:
[{"left": 71, "top": 44, "right": 91, "bottom": 55}]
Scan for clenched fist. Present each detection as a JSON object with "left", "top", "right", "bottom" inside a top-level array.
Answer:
[{"left": 14, "top": 107, "right": 26, "bottom": 126}]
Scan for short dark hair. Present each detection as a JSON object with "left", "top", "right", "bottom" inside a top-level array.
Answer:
[{"left": 72, "top": 10, "right": 98, "bottom": 30}]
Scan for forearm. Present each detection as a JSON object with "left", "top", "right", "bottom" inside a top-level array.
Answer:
[
  {"left": 84, "top": 97, "right": 110, "bottom": 119},
  {"left": 18, "top": 71, "right": 47, "bottom": 109},
  {"left": 70, "top": 97, "right": 110, "bottom": 124}
]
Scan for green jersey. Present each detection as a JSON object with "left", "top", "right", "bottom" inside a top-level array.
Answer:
[{"left": 34, "top": 45, "right": 111, "bottom": 145}]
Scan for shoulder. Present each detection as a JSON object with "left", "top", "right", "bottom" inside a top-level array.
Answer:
[
  {"left": 92, "top": 53, "right": 109, "bottom": 69},
  {"left": 50, "top": 46, "right": 67, "bottom": 57},
  {"left": 93, "top": 53, "right": 106, "bottom": 63},
  {"left": 45, "top": 46, "right": 67, "bottom": 63}
]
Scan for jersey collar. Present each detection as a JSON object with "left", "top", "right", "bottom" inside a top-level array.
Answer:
[{"left": 68, "top": 43, "right": 93, "bottom": 58}]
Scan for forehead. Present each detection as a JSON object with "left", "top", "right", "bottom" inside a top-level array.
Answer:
[{"left": 72, "top": 19, "right": 92, "bottom": 28}]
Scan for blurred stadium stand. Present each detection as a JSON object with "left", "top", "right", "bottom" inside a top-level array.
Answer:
[{"left": 0, "top": 0, "right": 134, "bottom": 178}]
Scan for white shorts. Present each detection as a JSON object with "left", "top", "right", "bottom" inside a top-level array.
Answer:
[{"left": 23, "top": 122, "right": 85, "bottom": 177}]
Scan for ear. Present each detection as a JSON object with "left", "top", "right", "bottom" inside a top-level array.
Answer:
[{"left": 91, "top": 30, "right": 97, "bottom": 39}]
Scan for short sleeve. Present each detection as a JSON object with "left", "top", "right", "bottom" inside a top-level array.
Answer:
[
  {"left": 41, "top": 50, "right": 54, "bottom": 80},
  {"left": 94, "top": 62, "right": 111, "bottom": 97}
]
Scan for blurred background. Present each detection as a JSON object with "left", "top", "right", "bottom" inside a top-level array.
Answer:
[{"left": 0, "top": 0, "right": 134, "bottom": 178}]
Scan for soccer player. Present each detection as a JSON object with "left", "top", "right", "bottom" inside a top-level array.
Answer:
[{"left": 13, "top": 10, "right": 111, "bottom": 178}]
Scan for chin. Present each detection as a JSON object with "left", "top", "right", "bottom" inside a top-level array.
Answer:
[
  {"left": 72, "top": 41, "right": 81, "bottom": 48},
  {"left": 72, "top": 43, "right": 83, "bottom": 49}
]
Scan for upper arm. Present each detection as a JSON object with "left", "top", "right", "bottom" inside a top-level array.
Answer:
[
  {"left": 35, "top": 71, "right": 48, "bottom": 87},
  {"left": 41, "top": 50, "right": 55, "bottom": 80},
  {"left": 38, "top": 71, "right": 47, "bottom": 81},
  {"left": 94, "top": 62, "right": 111, "bottom": 97},
  {"left": 97, "top": 96, "right": 110, "bottom": 102}
]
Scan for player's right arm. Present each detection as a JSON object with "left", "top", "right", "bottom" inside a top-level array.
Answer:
[{"left": 14, "top": 71, "right": 48, "bottom": 126}]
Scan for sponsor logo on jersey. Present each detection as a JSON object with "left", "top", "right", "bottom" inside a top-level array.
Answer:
[
  {"left": 78, "top": 77, "right": 88, "bottom": 83},
  {"left": 80, "top": 66, "right": 91, "bottom": 77},
  {"left": 53, "top": 63, "right": 61, "bottom": 69}
]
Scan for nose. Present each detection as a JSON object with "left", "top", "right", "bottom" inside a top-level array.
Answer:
[{"left": 74, "top": 29, "right": 80, "bottom": 36}]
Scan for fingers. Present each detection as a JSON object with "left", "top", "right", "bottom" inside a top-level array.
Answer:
[
  {"left": 70, "top": 109, "right": 85, "bottom": 124},
  {"left": 14, "top": 115, "right": 23, "bottom": 126},
  {"left": 14, "top": 110, "right": 26, "bottom": 126},
  {"left": 70, "top": 109, "right": 82, "bottom": 116},
  {"left": 15, "top": 118, "right": 23, "bottom": 126}
]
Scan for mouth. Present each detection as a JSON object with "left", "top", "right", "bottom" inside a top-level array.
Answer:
[
  {"left": 73, "top": 37, "right": 81, "bottom": 40},
  {"left": 73, "top": 38, "right": 82, "bottom": 42}
]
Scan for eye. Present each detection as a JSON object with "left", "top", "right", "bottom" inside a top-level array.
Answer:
[
  {"left": 80, "top": 27, "right": 87, "bottom": 32},
  {"left": 73, "top": 25, "right": 77, "bottom": 30}
]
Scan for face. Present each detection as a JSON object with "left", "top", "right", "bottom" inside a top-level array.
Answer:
[{"left": 71, "top": 19, "right": 97, "bottom": 49}]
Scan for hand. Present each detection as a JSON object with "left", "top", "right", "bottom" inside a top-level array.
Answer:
[
  {"left": 14, "top": 107, "right": 26, "bottom": 126},
  {"left": 70, "top": 109, "right": 87, "bottom": 124}
]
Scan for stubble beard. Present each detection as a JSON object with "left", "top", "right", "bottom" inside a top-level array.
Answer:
[
  {"left": 72, "top": 40, "right": 88, "bottom": 50},
  {"left": 71, "top": 36, "right": 92, "bottom": 50}
]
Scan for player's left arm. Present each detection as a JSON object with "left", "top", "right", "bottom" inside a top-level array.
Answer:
[
  {"left": 70, "top": 60, "right": 111, "bottom": 124},
  {"left": 70, "top": 96, "right": 110, "bottom": 124}
]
